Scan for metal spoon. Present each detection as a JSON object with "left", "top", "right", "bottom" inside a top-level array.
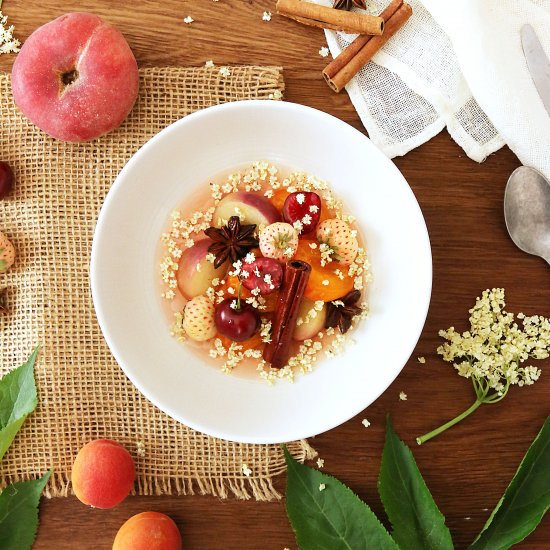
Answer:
[{"left": 504, "top": 166, "right": 550, "bottom": 265}]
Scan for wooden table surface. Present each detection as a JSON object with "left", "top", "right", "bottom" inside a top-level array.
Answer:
[{"left": 1, "top": 1, "right": 549, "bottom": 549}]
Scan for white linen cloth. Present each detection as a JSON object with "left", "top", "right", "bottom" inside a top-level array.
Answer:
[{"left": 319, "top": 0, "right": 550, "bottom": 180}]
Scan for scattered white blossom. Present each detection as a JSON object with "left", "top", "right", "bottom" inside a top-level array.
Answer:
[
  {"left": 242, "top": 464, "right": 252, "bottom": 477},
  {"left": 417, "top": 356, "right": 426, "bottom": 364},
  {"left": 260, "top": 318, "right": 272, "bottom": 343},
  {"left": 316, "top": 458, "right": 325, "bottom": 469},
  {"left": 268, "top": 90, "right": 283, "bottom": 100},
  {"left": 319, "top": 483, "right": 326, "bottom": 491},
  {"left": 262, "top": 11, "right": 272, "bottom": 21},
  {"left": 292, "top": 220, "right": 304, "bottom": 233},
  {"left": 136, "top": 440, "right": 145, "bottom": 457},
  {"left": 399, "top": 391, "right": 408, "bottom": 401},
  {"left": 219, "top": 66, "right": 231, "bottom": 77},
  {"left": 204, "top": 59, "right": 215, "bottom": 68},
  {"left": 183, "top": 15, "right": 194, "bottom": 24},
  {"left": 319, "top": 46, "right": 330, "bottom": 58},
  {"left": 361, "top": 418, "right": 371, "bottom": 428}
]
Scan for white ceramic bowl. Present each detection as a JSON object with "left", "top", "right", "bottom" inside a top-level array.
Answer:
[{"left": 91, "top": 100, "right": 432, "bottom": 444}]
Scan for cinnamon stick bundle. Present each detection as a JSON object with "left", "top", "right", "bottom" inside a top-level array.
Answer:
[
  {"left": 323, "top": 1, "right": 413, "bottom": 93},
  {"left": 263, "top": 260, "right": 311, "bottom": 369},
  {"left": 276, "top": 0, "right": 384, "bottom": 35}
]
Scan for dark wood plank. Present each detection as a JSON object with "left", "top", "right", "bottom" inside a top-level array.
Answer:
[{"left": 1, "top": 1, "right": 548, "bottom": 548}]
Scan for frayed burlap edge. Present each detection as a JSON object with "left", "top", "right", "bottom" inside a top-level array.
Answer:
[
  {"left": 0, "top": 66, "right": 317, "bottom": 501},
  {"left": 33, "top": 439, "right": 317, "bottom": 501}
]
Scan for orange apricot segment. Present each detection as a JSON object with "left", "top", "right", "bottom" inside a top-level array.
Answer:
[
  {"left": 222, "top": 269, "right": 278, "bottom": 311},
  {"left": 221, "top": 274, "right": 251, "bottom": 300},
  {"left": 295, "top": 239, "right": 354, "bottom": 302},
  {"left": 270, "top": 188, "right": 290, "bottom": 212},
  {"left": 219, "top": 332, "right": 264, "bottom": 351}
]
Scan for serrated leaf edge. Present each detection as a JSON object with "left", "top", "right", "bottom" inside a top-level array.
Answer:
[
  {"left": 283, "top": 446, "right": 399, "bottom": 550},
  {"left": 469, "top": 415, "right": 550, "bottom": 549},
  {"left": 379, "top": 418, "right": 454, "bottom": 550}
]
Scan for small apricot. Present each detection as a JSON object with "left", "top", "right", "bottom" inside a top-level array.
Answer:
[
  {"left": 72, "top": 439, "right": 135, "bottom": 509},
  {"left": 113, "top": 512, "right": 182, "bottom": 550}
]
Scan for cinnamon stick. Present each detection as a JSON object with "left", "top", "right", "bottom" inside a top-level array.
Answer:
[
  {"left": 323, "top": 0, "right": 403, "bottom": 81},
  {"left": 276, "top": 0, "right": 384, "bottom": 35},
  {"left": 263, "top": 260, "right": 311, "bottom": 369},
  {"left": 323, "top": 2, "right": 413, "bottom": 93}
]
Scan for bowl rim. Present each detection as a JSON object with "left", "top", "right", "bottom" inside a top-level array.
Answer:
[{"left": 90, "top": 99, "right": 433, "bottom": 443}]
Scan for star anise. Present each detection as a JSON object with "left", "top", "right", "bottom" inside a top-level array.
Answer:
[
  {"left": 204, "top": 216, "right": 259, "bottom": 269},
  {"left": 0, "top": 288, "right": 7, "bottom": 314},
  {"left": 333, "top": 0, "right": 367, "bottom": 10},
  {"left": 325, "top": 290, "right": 362, "bottom": 334}
]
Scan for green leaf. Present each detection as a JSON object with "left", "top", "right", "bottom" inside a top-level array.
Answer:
[
  {"left": 0, "top": 348, "right": 39, "bottom": 461},
  {"left": 470, "top": 414, "right": 550, "bottom": 550},
  {"left": 0, "top": 470, "right": 51, "bottom": 550},
  {"left": 283, "top": 446, "right": 399, "bottom": 550},
  {"left": 379, "top": 417, "right": 454, "bottom": 550}
]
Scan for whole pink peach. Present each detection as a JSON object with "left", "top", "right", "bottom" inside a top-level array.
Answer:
[{"left": 12, "top": 12, "right": 139, "bottom": 142}]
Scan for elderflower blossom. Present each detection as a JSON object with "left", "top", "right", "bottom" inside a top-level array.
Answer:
[
  {"left": 0, "top": 12, "right": 20, "bottom": 54},
  {"left": 417, "top": 289, "right": 550, "bottom": 445},
  {"left": 437, "top": 288, "right": 548, "bottom": 391}
]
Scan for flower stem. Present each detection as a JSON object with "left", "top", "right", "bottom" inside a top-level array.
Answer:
[{"left": 416, "top": 399, "right": 483, "bottom": 445}]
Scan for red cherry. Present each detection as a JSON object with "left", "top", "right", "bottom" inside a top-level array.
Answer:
[
  {"left": 282, "top": 191, "right": 322, "bottom": 234},
  {"left": 241, "top": 257, "right": 283, "bottom": 295},
  {"left": 215, "top": 298, "right": 260, "bottom": 342},
  {"left": 0, "top": 162, "right": 14, "bottom": 200}
]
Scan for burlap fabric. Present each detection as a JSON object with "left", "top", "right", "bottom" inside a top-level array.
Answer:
[{"left": 0, "top": 66, "right": 315, "bottom": 500}]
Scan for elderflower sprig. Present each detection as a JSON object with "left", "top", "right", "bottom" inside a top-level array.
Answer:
[
  {"left": 417, "top": 288, "right": 550, "bottom": 445},
  {"left": 0, "top": 4, "right": 21, "bottom": 55}
]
